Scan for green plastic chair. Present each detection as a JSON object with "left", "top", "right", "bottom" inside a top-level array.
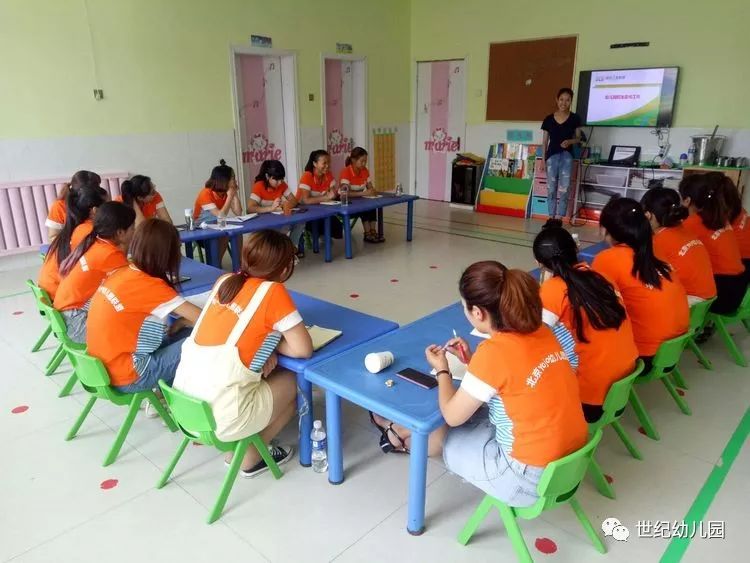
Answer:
[
  {"left": 36, "top": 297, "right": 86, "bottom": 397},
  {"left": 684, "top": 298, "right": 717, "bottom": 373},
  {"left": 156, "top": 380, "right": 283, "bottom": 524},
  {"left": 64, "top": 346, "right": 177, "bottom": 466},
  {"left": 26, "top": 280, "right": 54, "bottom": 355},
  {"left": 587, "top": 360, "right": 645, "bottom": 499},
  {"left": 706, "top": 287, "right": 750, "bottom": 367},
  {"left": 629, "top": 333, "right": 692, "bottom": 441},
  {"left": 458, "top": 430, "right": 606, "bottom": 562}
]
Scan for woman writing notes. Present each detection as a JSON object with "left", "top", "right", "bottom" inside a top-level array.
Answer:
[{"left": 541, "top": 88, "right": 582, "bottom": 220}]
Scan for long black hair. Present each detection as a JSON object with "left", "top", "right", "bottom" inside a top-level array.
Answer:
[
  {"left": 533, "top": 225, "right": 626, "bottom": 342},
  {"left": 679, "top": 173, "right": 728, "bottom": 231},
  {"left": 600, "top": 197, "right": 672, "bottom": 288},
  {"left": 640, "top": 187, "right": 689, "bottom": 228},
  {"left": 715, "top": 172, "right": 743, "bottom": 224},
  {"left": 304, "top": 149, "right": 329, "bottom": 173},
  {"left": 47, "top": 184, "right": 107, "bottom": 267},
  {"left": 206, "top": 159, "right": 235, "bottom": 193},
  {"left": 255, "top": 160, "right": 286, "bottom": 185},
  {"left": 121, "top": 175, "right": 153, "bottom": 207},
  {"left": 59, "top": 202, "right": 135, "bottom": 276}
]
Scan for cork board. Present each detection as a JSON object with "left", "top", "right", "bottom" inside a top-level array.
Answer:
[
  {"left": 486, "top": 36, "right": 577, "bottom": 121},
  {"left": 373, "top": 129, "right": 396, "bottom": 190}
]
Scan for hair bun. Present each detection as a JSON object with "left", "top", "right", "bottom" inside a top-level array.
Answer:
[{"left": 219, "top": 159, "right": 227, "bottom": 166}]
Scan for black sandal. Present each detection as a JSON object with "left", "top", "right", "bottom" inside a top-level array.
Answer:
[
  {"left": 364, "top": 232, "right": 379, "bottom": 244},
  {"left": 369, "top": 412, "right": 410, "bottom": 454}
]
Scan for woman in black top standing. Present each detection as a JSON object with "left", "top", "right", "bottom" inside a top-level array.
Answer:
[{"left": 541, "top": 88, "right": 582, "bottom": 219}]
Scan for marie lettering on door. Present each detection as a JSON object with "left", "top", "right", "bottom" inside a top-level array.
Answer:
[{"left": 424, "top": 128, "right": 460, "bottom": 152}]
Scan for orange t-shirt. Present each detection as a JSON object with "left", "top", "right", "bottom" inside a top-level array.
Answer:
[
  {"left": 249, "top": 181, "right": 295, "bottom": 207},
  {"left": 731, "top": 209, "right": 750, "bottom": 260},
  {"left": 86, "top": 265, "right": 185, "bottom": 386},
  {"left": 38, "top": 221, "right": 93, "bottom": 299},
  {"left": 339, "top": 165, "right": 370, "bottom": 192},
  {"left": 460, "top": 327, "right": 587, "bottom": 467},
  {"left": 45, "top": 199, "right": 66, "bottom": 231},
  {"left": 683, "top": 214, "right": 744, "bottom": 276},
  {"left": 53, "top": 239, "right": 129, "bottom": 311},
  {"left": 593, "top": 245, "right": 689, "bottom": 357},
  {"left": 194, "top": 276, "right": 302, "bottom": 369},
  {"left": 114, "top": 192, "right": 166, "bottom": 219},
  {"left": 653, "top": 225, "right": 717, "bottom": 299},
  {"left": 296, "top": 171, "right": 336, "bottom": 199},
  {"left": 540, "top": 267, "right": 638, "bottom": 405},
  {"left": 193, "top": 187, "right": 227, "bottom": 220}
]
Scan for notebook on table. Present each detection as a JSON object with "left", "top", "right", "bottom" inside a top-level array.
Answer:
[
  {"left": 306, "top": 325, "right": 342, "bottom": 351},
  {"left": 226, "top": 213, "right": 258, "bottom": 223},
  {"left": 429, "top": 351, "right": 467, "bottom": 380},
  {"left": 320, "top": 201, "right": 342, "bottom": 206}
]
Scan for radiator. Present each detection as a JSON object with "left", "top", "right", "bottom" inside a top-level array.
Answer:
[{"left": 0, "top": 172, "right": 129, "bottom": 256}]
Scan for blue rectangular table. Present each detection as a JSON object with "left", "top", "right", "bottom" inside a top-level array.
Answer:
[
  {"left": 338, "top": 194, "right": 418, "bottom": 259},
  {"left": 174, "top": 258, "right": 399, "bottom": 467},
  {"left": 579, "top": 240, "right": 609, "bottom": 264},
  {"left": 304, "top": 301, "right": 480, "bottom": 535},
  {"left": 180, "top": 205, "right": 337, "bottom": 270}
]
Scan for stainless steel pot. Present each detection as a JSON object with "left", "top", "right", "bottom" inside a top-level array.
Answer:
[{"left": 691, "top": 135, "right": 727, "bottom": 165}]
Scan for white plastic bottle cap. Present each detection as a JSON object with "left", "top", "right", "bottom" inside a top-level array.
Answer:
[{"left": 313, "top": 420, "right": 322, "bottom": 429}]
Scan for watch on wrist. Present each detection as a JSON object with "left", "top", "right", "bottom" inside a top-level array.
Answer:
[{"left": 435, "top": 369, "right": 451, "bottom": 378}]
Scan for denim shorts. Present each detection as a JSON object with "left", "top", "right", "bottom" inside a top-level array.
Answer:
[
  {"left": 62, "top": 309, "right": 88, "bottom": 344},
  {"left": 443, "top": 411, "right": 544, "bottom": 507},
  {"left": 113, "top": 328, "right": 191, "bottom": 394}
]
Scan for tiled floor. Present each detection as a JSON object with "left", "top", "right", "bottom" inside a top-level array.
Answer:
[{"left": 1, "top": 200, "right": 747, "bottom": 562}]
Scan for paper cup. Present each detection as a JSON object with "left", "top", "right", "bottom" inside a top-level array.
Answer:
[{"left": 365, "top": 352, "right": 394, "bottom": 374}]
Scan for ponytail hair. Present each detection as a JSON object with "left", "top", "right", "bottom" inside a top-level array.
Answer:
[
  {"left": 304, "top": 150, "right": 329, "bottom": 173},
  {"left": 129, "top": 219, "right": 182, "bottom": 288},
  {"left": 679, "top": 173, "right": 728, "bottom": 231},
  {"left": 58, "top": 170, "right": 102, "bottom": 201},
  {"left": 459, "top": 261, "right": 541, "bottom": 333},
  {"left": 121, "top": 175, "right": 153, "bottom": 206},
  {"left": 345, "top": 146, "right": 368, "bottom": 167},
  {"left": 533, "top": 226, "right": 626, "bottom": 342},
  {"left": 715, "top": 172, "right": 743, "bottom": 224},
  {"left": 600, "top": 197, "right": 672, "bottom": 288},
  {"left": 48, "top": 183, "right": 107, "bottom": 267},
  {"left": 217, "top": 230, "right": 296, "bottom": 304},
  {"left": 59, "top": 202, "right": 135, "bottom": 276},
  {"left": 206, "top": 159, "right": 235, "bottom": 193},
  {"left": 640, "top": 187, "right": 689, "bottom": 228},
  {"left": 254, "top": 160, "right": 286, "bottom": 185}
]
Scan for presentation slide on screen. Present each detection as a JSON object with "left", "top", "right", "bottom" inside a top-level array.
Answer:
[{"left": 586, "top": 68, "right": 665, "bottom": 127}]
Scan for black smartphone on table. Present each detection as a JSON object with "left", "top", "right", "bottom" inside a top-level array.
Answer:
[{"left": 396, "top": 368, "right": 438, "bottom": 389}]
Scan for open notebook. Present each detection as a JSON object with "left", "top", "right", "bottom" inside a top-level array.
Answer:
[
  {"left": 306, "top": 325, "right": 342, "bottom": 351},
  {"left": 226, "top": 213, "right": 258, "bottom": 223},
  {"left": 430, "top": 351, "right": 467, "bottom": 381}
]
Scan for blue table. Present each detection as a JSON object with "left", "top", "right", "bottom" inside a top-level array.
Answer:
[
  {"left": 338, "top": 194, "right": 418, "bottom": 259},
  {"left": 305, "top": 301, "right": 479, "bottom": 535},
  {"left": 173, "top": 258, "right": 399, "bottom": 467},
  {"left": 180, "top": 206, "right": 337, "bottom": 270},
  {"left": 282, "top": 292, "right": 398, "bottom": 466},
  {"left": 579, "top": 240, "right": 609, "bottom": 263}
]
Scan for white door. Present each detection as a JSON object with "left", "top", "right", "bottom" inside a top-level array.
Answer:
[
  {"left": 414, "top": 60, "right": 466, "bottom": 201},
  {"left": 323, "top": 58, "right": 367, "bottom": 175},
  {"left": 233, "top": 52, "right": 301, "bottom": 200}
]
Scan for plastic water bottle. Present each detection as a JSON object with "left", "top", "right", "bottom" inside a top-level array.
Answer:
[
  {"left": 679, "top": 153, "right": 688, "bottom": 168},
  {"left": 311, "top": 420, "right": 328, "bottom": 473},
  {"left": 687, "top": 144, "right": 696, "bottom": 166},
  {"left": 184, "top": 208, "right": 195, "bottom": 231},
  {"left": 340, "top": 186, "right": 349, "bottom": 207},
  {"left": 395, "top": 183, "right": 403, "bottom": 197}
]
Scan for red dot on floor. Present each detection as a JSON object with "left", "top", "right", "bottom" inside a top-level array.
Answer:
[
  {"left": 535, "top": 537, "right": 558, "bottom": 554},
  {"left": 638, "top": 426, "right": 647, "bottom": 435},
  {"left": 605, "top": 474, "right": 614, "bottom": 484},
  {"left": 677, "top": 389, "right": 685, "bottom": 396},
  {"left": 349, "top": 293, "right": 360, "bottom": 299},
  {"left": 11, "top": 405, "right": 29, "bottom": 414},
  {"left": 429, "top": 265, "right": 438, "bottom": 269},
  {"left": 100, "top": 479, "right": 119, "bottom": 490},
  {"left": 390, "top": 279, "right": 399, "bottom": 283},
  {"left": 12, "top": 311, "right": 23, "bottom": 316}
]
